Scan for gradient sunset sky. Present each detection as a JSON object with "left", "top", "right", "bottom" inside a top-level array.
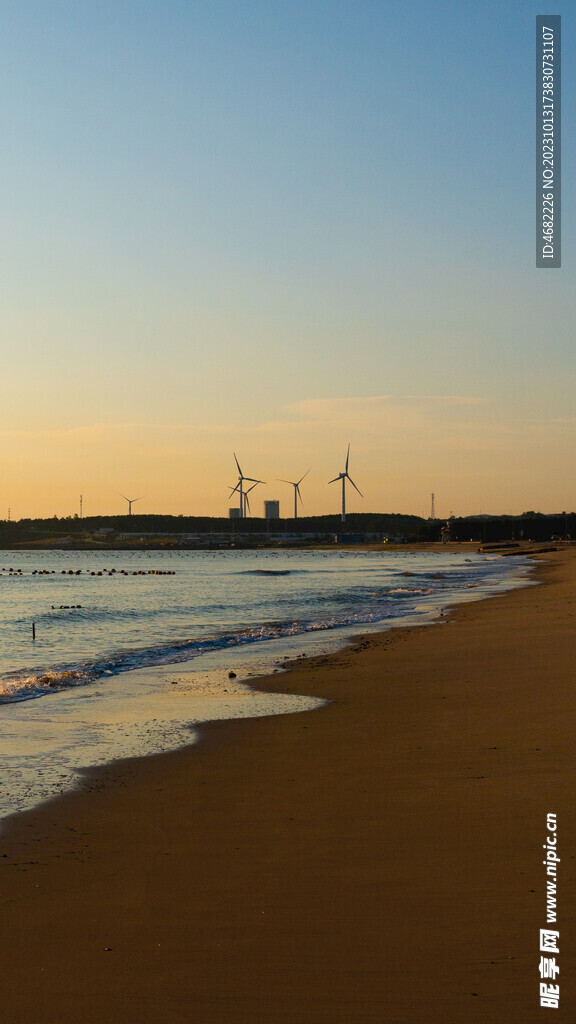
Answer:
[{"left": 2, "top": 1, "right": 574, "bottom": 520}]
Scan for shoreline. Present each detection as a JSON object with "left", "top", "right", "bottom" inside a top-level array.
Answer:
[
  {"left": 1, "top": 549, "right": 574, "bottom": 1021},
  {"left": 0, "top": 546, "right": 531, "bottom": 821}
]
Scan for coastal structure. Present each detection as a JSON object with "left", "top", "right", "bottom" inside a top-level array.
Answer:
[
  {"left": 229, "top": 454, "right": 265, "bottom": 518},
  {"left": 279, "top": 469, "right": 310, "bottom": 519},
  {"left": 329, "top": 444, "right": 363, "bottom": 523},
  {"left": 118, "top": 493, "right": 143, "bottom": 516}
]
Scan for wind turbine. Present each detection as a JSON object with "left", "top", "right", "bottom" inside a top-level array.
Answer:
[
  {"left": 229, "top": 453, "right": 265, "bottom": 518},
  {"left": 279, "top": 469, "right": 310, "bottom": 519},
  {"left": 118, "top": 492, "right": 144, "bottom": 516},
  {"left": 328, "top": 445, "right": 362, "bottom": 523},
  {"left": 242, "top": 481, "right": 260, "bottom": 517}
]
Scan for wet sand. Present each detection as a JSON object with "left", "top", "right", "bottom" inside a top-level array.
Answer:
[{"left": 1, "top": 548, "right": 574, "bottom": 1022}]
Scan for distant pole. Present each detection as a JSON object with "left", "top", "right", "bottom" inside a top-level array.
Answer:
[
  {"left": 7, "top": 508, "right": 10, "bottom": 522},
  {"left": 430, "top": 493, "right": 435, "bottom": 519},
  {"left": 80, "top": 494, "right": 83, "bottom": 518},
  {"left": 32, "top": 622, "right": 36, "bottom": 640}
]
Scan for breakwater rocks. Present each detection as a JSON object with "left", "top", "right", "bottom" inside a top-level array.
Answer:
[{"left": 1, "top": 567, "right": 176, "bottom": 576}]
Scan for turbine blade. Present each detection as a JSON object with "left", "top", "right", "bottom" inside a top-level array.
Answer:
[
  {"left": 347, "top": 475, "right": 363, "bottom": 497},
  {"left": 233, "top": 452, "right": 242, "bottom": 475},
  {"left": 328, "top": 476, "right": 340, "bottom": 485},
  {"left": 296, "top": 485, "right": 304, "bottom": 507},
  {"left": 345, "top": 444, "right": 350, "bottom": 473},
  {"left": 297, "top": 468, "right": 311, "bottom": 485}
]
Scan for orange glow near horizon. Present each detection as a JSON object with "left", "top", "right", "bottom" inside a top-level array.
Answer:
[{"left": 3, "top": 394, "right": 576, "bottom": 521}]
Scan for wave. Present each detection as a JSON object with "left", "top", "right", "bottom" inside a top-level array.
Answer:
[
  {"left": 0, "top": 553, "right": 531, "bottom": 707},
  {"left": 241, "top": 569, "right": 293, "bottom": 576},
  {"left": 233, "top": 568, "right": 317, "bottom": 576},
  {"left": 0, "top": 600, "right": 430, "bottom": 705},
  {"left": 385, "top": 587, "right": 435, "bottom": 596}
]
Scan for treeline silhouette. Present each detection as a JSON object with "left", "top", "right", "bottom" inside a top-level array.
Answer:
[{"left": 0, "top": 511, "right": 573, "bottom": 547}]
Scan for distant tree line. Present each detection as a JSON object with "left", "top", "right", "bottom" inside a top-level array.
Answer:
[{"left": 0, "top": 511, "right": 573, "bottom": 547}]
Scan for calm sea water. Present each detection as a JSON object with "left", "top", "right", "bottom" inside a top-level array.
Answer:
[{"left": 0, "top": 548, "right": 532, "bottom": 820}]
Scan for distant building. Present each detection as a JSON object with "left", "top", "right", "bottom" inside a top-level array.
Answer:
[
  {"left": 264, "top": 500, "right": 280, "bottom": 520},
  {"left": 229, "top": 508, "right": 242, "bottom": 519}
]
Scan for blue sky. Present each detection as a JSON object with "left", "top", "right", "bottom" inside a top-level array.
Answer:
[{"left": 1, "top": 1, "right": 574, "bottom": 518}]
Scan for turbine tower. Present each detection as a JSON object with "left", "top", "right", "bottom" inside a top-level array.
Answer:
[
  {"left": 242, "top": 482, "right": 260, "bottom": 517},
  {"left": 229, "top": 453, "right": 265, "bottom": 519},
  {"left": 279, "top": 469, "right": 310, "bottom": 519},
  {"left": 118, "top": 492, "right": 144, "bottom": 516},
  {"left": 328, "top": 445, "right": 363, "bottom": 523}
]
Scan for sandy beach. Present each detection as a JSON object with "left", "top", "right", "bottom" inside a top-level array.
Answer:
[{"left": 1, "top": 547, "right": 574, "bottom": 1022}]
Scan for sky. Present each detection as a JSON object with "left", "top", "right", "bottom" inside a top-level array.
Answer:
[{"left": 1, "top": 0, "right": 574, "bottom": 520}]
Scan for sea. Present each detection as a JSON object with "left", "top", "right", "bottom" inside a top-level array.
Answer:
[{"left": 0, "top": 547, "right": 533, "bottom": 822}]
